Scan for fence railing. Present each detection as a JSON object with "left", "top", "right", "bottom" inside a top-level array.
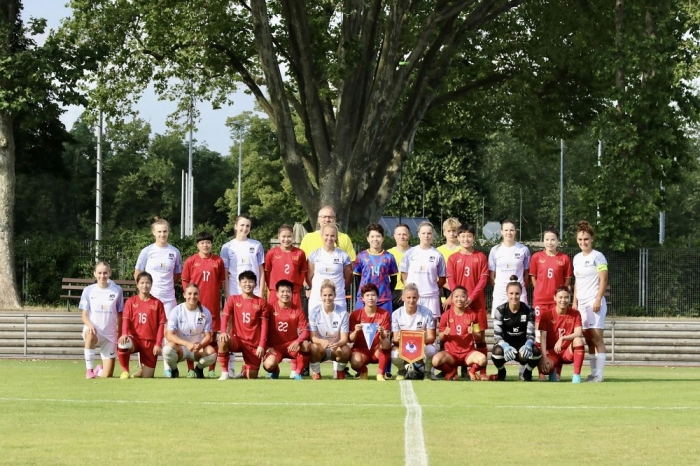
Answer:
[{"left": 14, "top": 238, "right": 700, "bottom": 318}]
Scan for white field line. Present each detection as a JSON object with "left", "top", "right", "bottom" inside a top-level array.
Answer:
[
  {"left": 1, "top": 397, "right": 699, "bottom": 411},
  {"left": 399, "top": 381, "right": 429, "bottom": 466}
]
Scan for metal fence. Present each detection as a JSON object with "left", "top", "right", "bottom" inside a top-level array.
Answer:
[{"left": 15, "top": 238, "right": 700, "bottom": 317}]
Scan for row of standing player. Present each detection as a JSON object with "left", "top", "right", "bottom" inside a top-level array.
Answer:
[{"left": 80, "top": 209, "right": 608, "bottom": 382}]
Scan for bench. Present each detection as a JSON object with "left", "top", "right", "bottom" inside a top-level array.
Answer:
[{"left": 61, "top": 278, "right": 138, "bottom": 311}]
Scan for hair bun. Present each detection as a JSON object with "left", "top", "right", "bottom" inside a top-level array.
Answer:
[{"left": 509, "top": 275, "right": 519, "bottom": 282}]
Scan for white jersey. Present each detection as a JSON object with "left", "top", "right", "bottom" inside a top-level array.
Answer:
[
  {"left": 489, "top": 242, "right": 531, "bottom": 308},
  {"left": 399, "top": 246, "right": 446, "bottom": 298},
  {"left": 220, "top": 238, "right": 265, "bottom": 296},
  {"left": 166, "top": 303, "right": 212, "bottom": 344},
  {"left": 308, "top": 247, "right": 351, "bottom": 310},
  {"left": 391, "top": 305, "right": 436, "bottom": 333},
  {"left": 79, "top": 282, "right": 124, "bottom": 342},
  {"left": 308, "top": 304, "right": 349, "bottom": 342},
  {"left": 573, "top": 250, "right": 608, "bottom": 303},
  {"left": 135, "top": 244, "right": 182, "bottom": 307}
]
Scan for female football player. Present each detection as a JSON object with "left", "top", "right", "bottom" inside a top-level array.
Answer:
[
  {"left": 400, "top": 221, "right": 447, "bottom": 320},
  {"left": 134, "top": 218, "right": 182, "bottom": 317},
  {"left": 307, "top": 223, "right": 352, "bottom": 312},
  {"left": 349, "top": 284, "right": 392, "bottom": 381},
  {"left": 220, "top": 214, "right": 266, "bottom": 297},
  {"left": 432, "top": 286, "right": 486, "bottom": 381},
  {"left": 80, "top": 261, "right": 124, "bottom": 378},
  {"left": 307, "top": 280, "right": 351, "bottom": 380},
  {"left": 390, "top": 283, "right": 436, "bottom": 380},
  {"left": 490, "top": 276, "right": 540, "bottom": 381},
  {"left": 572, "top": 220, "right": 609, "bottom": 382},
  {"left": 162, "top": 283, "right": 216, "bottom": 378},
  {"left": 488, "top": 219, "right": 530, "bottom": 316},
  {"left": 537, "top": 286, "right": 585, "bottom": 383},
  {"left": 118, "top": 272, "right": 166, "bottom": 379}
]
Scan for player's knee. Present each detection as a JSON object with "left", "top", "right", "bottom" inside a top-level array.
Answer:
[
  {"left": 263, "top": 357, "right": 277, "bottom": 372},
  {"left": 424, "top": 344, "right": 437, "bottom": 359},
  {"left": 474, "top": 352, "right": 487, "bottom": 366},
  {"left": 491, "top": 345, "right": 504, "bottom": 357},
  {"left": 573, "top": 337, "right": 585, "bottom": 347},
  {"left": 337, "top": 345, "right": 351, "bottom": 362},
  {"left": 391, "top": 357, "right": 404, "bottom": 368}
]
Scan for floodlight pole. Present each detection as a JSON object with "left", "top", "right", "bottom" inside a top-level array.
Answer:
[
  {"left": 596, "top": 140, "right": 602, "bottom": 222},
  {"left": 560, "top": 139, "right": 564, "bottom": 237},
  {"left": 95, "top": 110, "right": 103, "bottom": 262},
  {"left": 237, "top": 126, "right": 242, "bottom": 215}
]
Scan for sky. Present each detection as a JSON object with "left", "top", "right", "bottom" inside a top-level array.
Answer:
[{"left": 23, "top": 1, "right": 257, "bottom": 156}]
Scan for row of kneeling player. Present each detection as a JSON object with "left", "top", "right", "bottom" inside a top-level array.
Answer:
[{"left": 81, "top": 263, "right": 583, "bottom": 382}]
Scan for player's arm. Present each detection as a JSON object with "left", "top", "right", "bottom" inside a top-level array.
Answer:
[
  {"left": 492, "top": 308, "right": 505, "bottom": 346},
  {"left": 295, "top": 314, "right": 311, "bottom": 343},
  {"left": 594, "top": 268, "right": 609, "bottom": 311},
  {"left": 257, "top": 305, "right": 270, "bottom": 355},
  {"left": 258, "top": 264, "right": 266, "bottom": 298},
  {"left": 438, "top": 313, "right": 450, "bottom": 340},
  {"left": 348, "top": 314, "right": 360, "bottom": 343},
  {"left": 180, "top": 259, "right": 190, "bottom": 288},
  {"left": 343, "top": 264, "right": 352, "bottom": 289},
  {"left": 156, "top": 304, "right": 167, "bottom": 344},
  {"left": 353, "top": 272, "right": 362, "bottom": 291},
  {"left": 306, "top": 260, "right": 314, "bottom": 291},
  {"left": 471, "top": 258, "right": 490, "bottom": 298},
  {"left": 263, "top": 250, "right": 273, "bottom": 292},
  {"left": 526, "top": 308, "right": 536, "bottom": 343},
  {"left": 572, "top": 280, "right": 579, "bottom": 309},
  {"left": 165, "top": 325, "right": 193, "bottom": 349},
  {"left": 310, "top": 330, "right": 327, "bottom": 346},
  {"left": 529, "top": 261, "right": 537, "bottom": 288}
]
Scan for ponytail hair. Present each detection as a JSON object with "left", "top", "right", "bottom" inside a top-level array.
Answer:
[{"left": 576, "top": 220, "right": 595, "bottom": 238}]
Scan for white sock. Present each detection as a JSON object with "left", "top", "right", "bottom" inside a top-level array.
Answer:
[
  {"left": 84, "top": 349, "right": 95, "bottom": 370},
  {"left": 198, "top": 353, "right": 216, "bottom": 368},
  {"left": 589, "top": 355, "right": 598, "bottom": 376},
  {"left": 310, "top": 362, "right": 321, "bottom": 374},
  {"left": 182, "top": 347, "right": 194, "bottom": 362},
  {"left": 162, "top": 346, "right": 179, "bottom": 369},
  {"left": 228, "top": 353, "right": 235, "bottom": 373},
  {"left": 596, "top": 353, "right": 606, "bottom": 378},
  {"left": 333, "top": 361, "right": 338, "bottom": 372},
  {"left": 336, "top": 361, "right": 347, "bottom": 372}
]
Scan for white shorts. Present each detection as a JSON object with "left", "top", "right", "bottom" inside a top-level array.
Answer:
[
  {"left": 418, "top": 296, "right": 441, "bottom": 320},
  {"left": 578, "top": 298, "right": 607, "bottom": 330},
  {"left": 82, "top": 326, "right": 117, "bottom": 360},
  {"left": 161, "top": 299, "right": 177, "bottom": 319}
]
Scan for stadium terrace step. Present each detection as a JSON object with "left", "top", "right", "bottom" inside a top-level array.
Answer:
[{"left": 1, "top": 313, "right": 699, "bottom": 364}]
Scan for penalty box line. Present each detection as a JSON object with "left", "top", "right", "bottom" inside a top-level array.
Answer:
[{"left": 1, "top": 397, "right": 699, "bottom": 411}]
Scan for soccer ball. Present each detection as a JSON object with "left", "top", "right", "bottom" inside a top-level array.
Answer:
[
  {"left": 404, "top": 362, "right": 425, "bottom": 380},
  {"left": 118, "top": 336, "right": 133, "bottom": 350}
]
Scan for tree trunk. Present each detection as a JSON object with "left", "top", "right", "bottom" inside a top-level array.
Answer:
[{"left": 0, "top": 113, "right": 21, "bottom": 308}]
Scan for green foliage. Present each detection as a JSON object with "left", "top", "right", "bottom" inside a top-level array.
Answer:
[{"left": 218, "top": 112, "right": 305, "bottom": 242}]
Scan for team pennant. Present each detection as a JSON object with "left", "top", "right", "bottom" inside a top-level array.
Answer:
[
  {"left": 399, "top": 330, "right": 425, "bottom": 364},
  {"left": 362, "top": 323, "right": 378, "bottom": 348}
]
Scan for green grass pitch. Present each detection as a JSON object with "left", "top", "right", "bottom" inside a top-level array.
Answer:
[{"left": 1, "top": 360, "right": 699, "bottom": 465}]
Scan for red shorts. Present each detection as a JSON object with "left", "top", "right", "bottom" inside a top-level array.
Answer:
[
  {"left": 445, "top": 349, "right": 477, "bottom": 366},
  {"left": 545, "top": 346, "right": 574, "bottom": 367},
  {"left": 210, "top": 311, "right": 221, "bottom": 336},
  {"left": 229, "top": 334, "right": 261, "bottom": 370},
  {"left": 267, "top": 290, "right": 302, "bottom": 308},
  {"left": 533, "top": 303, "right": 555, "bottom": 324},
  {"left": 267, "top": 343, "right": 301, "bottom": 361},
  {"left": 132, "top": 337, "right": 157, "bottom": 368},
  {"left": 351, "top": 348, "right": 381, "bottom": 364}
]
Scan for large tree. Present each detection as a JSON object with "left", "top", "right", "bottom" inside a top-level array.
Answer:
[{"left": 61, "top": 0, "right": 618, "bottom": 229}]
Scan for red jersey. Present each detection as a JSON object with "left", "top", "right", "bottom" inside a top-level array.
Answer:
[
  {"left": 447, "top": 250, "right": 489, "bottom": 312},
  {"left": 439, "top": 308, "right": 479, "bottom": 355},
  {"left": 222, "top": 295, "right": 270, "bottom": 347},
  {"left": 530, "top": 251, "right": 572, "bottom": 306},
  {"left": 121, "top": 295, "right": 167, "bottom": 342},
  {"left": 182, "top": 253, "right": 227, "bottom": 315},
  {"left": 349, "top": 307, "right": 391, "bottom": 353},
  {"left": 267, "top": 302, "right": 310, "bottom": 347},
  {"left": 538, "top": 307, "right": 581, "bottom": 351},
  {"left": 264, "top": 246, "right": 307, "bottom": 295}
]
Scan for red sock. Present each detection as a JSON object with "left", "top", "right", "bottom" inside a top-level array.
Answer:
[
  {"left": 573, "top": 346, "right": 585, "bottom": 375},
  {"left": 476, "top": 343, "right": 488, "bottom": 375},
  {"left": 296, "top": 353, "right": 308, "bottom": 374},
  {"left": 117, "top": 349, "right": 131, "bottom": 372},
  {"left": 209, "top": 340, "right": 218, "bottom": 372},
  {"left": 209, "top": 360, "right": 217, "bottom": 372},
  {"left": 377, "top": 349, "right": 390, "bottom": 375},
  {"left": 186, "top": 360, "right": 195, "bottom": 371},
  {"left": 218, "top": 352, "right": 230, "bottom": 373}
]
